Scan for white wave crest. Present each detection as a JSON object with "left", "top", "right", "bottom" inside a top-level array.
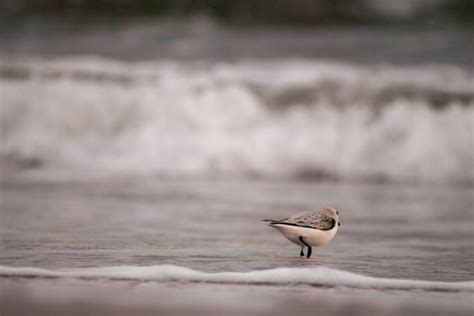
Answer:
[
  {"left": 1, "top": 57, "right": 473, "bottom": 183},
  {"left": 1, "top": 265, "right": 473, "bottom": 292}
]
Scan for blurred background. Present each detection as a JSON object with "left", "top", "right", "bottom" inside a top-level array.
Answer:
[
  {"left": 0, "top": 0, "right": 473, "bottom": 184},
  {"left": 0, "top": 2, "right": 473, "bottom": 315}
]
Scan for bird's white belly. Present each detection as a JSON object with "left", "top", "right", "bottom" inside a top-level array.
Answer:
[{"left": 272, "top": 224, "right": 337, "bottom": 247}]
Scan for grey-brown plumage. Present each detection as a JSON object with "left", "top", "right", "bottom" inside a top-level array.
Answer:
[{"left": 264, "top": 207, "right": 338, "bottom": 231}]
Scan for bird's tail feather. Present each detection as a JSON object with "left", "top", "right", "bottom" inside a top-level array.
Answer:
[{"left": 262, "top": 219, "right": 279, "bottom": 226}]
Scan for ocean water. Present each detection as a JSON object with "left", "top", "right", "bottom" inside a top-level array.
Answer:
[
  {"left": 1, "top": 18, "right": 474, "bottom": 315},
  {"left": 1, "top": 172, "right": 473, "bottom": 314}
]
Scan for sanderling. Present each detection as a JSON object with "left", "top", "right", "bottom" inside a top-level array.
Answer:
[{"left": 263, "top": 207, "right": 340, "bottom": 258}]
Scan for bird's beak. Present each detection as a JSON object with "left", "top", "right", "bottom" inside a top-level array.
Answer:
[{"left": 338, "top": 222, "right": 341, "bottom": 226}]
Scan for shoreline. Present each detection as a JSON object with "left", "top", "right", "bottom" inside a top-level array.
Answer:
[{"left": 1, "top": 277, "right": 473, "bottom": 316}]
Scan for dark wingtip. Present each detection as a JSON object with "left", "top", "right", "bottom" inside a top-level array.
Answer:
[{"left": 262, "top": 219, "right": 278, "bottom": 227}]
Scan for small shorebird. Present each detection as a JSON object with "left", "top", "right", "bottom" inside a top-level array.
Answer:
[{"left": 263, "top": 207, "right": 340, "bottom": 258}]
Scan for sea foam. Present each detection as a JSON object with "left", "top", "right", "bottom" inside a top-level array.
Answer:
[
  {"left": 1, "top": 57, "right": 473, "bottom": 183},
  {"left": 1, "top": 265, "right": 473, "bottom": 293}
]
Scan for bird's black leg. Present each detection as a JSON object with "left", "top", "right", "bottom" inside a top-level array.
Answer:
[
  {"left": 300, "top": 247, "right": 304, "bottom": 257},
  {"left": 299, "top": 236, "right": 312, "bottom": 258}
]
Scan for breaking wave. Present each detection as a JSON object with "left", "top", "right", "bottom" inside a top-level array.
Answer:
[
  {"left": 1, "top": 57, "right": 473, "bottom": 183},
  {"left": 0, "top": 265, "right": 473, "bottom": 293}
]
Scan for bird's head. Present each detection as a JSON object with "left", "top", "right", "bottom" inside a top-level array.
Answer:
[{"left": 325, "top": 206, "right": 341, "bottom": 226}]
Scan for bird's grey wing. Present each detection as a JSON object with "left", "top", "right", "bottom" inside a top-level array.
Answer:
[
  {"left": 264, "top": 209, "right": 325, "bottom": 223},
  {"left": 262, "top": 211, "right": 319, "bottom": 224},
  {"left": 285, "top": 211, "right": 336, "bottom": 230}
]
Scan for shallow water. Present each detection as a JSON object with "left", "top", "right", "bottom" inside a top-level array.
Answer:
[
  {"left": 2, "top": 276, "right": 471, "bottom": 316},
  {"left": 1, "top": 171, "right": 473, "bottom": 314},
  {"left": 1, "top": 171, "right": 473, "bottom": 279}
]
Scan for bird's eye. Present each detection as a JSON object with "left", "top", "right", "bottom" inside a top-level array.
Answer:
[{"left": 336, "top": 210, "right": 339, "bottom": 215}]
